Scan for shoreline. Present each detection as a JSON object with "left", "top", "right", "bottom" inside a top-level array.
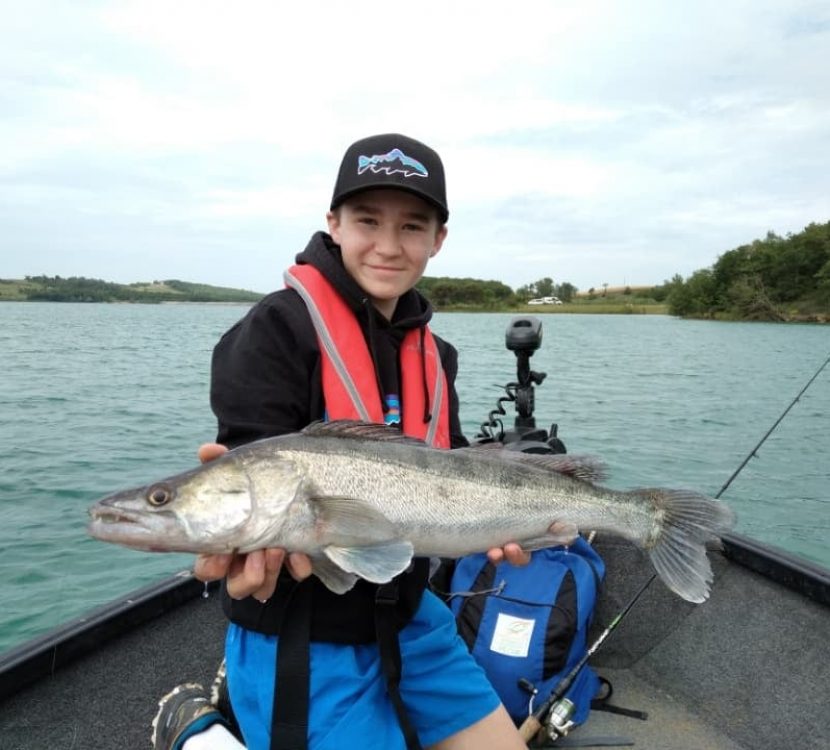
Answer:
[
  {"left": 3, "top": 298, "right": 826, "bottom": 323},
  {"left": 5, "top": 298, "right": 829, "bottom": 322}
]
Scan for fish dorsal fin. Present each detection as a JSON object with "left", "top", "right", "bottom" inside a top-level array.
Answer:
[
  {"left": 323, "top": 540, "right": 415, "bottom": 585},
  {"left": 518, "top": 453, "right": 607, "bottom": 484},
  {"left": 461, "top": 444, "right": 607, "bottom": 484},
  {"left": 302, "top": 420, "right": 427, "bottom": 446}
]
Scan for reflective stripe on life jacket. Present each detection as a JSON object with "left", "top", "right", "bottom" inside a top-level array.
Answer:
[{"left": 284, "top": 264, "right": 450, "bottom": 448}]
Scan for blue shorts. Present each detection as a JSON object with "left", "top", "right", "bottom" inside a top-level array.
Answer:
[{"left": 225, "top": 590, "right": 501, "bottom": 750}]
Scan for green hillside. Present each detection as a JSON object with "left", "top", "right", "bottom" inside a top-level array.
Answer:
[{"left": 0, "top": 276, "right": 263, "bottom": 303}]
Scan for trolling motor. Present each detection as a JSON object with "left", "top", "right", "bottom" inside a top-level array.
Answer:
[
  {"left": 476, "top": 317, "right": 566, "bottom": 454},
  {"left": 477, "top": 318, "right": 583, "bottom": 744}
]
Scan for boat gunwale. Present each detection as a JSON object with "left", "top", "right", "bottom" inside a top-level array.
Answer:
[
  {"left": 0, "top": 571, "right": 219, "bottom": 702},
  {"left": 721, "top": 531, "right": 830, "bottom": 606}
]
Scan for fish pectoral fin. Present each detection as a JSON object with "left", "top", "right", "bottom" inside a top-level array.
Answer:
[
  {"left": 313, "top": 496, "right": 398, "bottom": 545},
  {"left": 520, "top": 521, "right": 579, "bottom": 550},
  {"left": 323, "top": 540, "right": 414, "bottom": 585},
  {"left": 311, "top": 556, "right": 360, "bottom": 594}
]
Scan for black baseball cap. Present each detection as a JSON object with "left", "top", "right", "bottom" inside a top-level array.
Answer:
[{"left": 330, "top": 133, "right": 449, "bottom": 223}]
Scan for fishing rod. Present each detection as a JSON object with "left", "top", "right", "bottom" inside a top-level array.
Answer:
[
  {"left": 513, "top": 343, "right": 830, "bottom": 745},
  {"left": 715, "top": 350, "right": 830, "bottom": 499},
  {"left": 517, "top": 574, "right": 654, "bottom": 743}
]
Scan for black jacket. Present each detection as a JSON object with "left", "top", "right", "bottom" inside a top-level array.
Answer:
[{"left": 210, "top": 231, "right": 467, "bottom": 640}]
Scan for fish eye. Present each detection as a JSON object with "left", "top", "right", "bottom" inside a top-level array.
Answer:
[{"left": 147, "top": 484, "right": 174, "bottom": 507}]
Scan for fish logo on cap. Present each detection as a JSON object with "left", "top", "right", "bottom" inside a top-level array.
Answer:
[{"left": 357, "top": 148, "right": 428, "bottom": 179}]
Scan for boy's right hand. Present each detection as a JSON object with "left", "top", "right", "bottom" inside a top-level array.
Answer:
[{"left": 191, "top": 442, "right": 313, "bottom": 601}]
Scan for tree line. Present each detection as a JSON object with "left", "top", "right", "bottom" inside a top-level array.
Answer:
[
  {"left": 663, "top": 222, "right": 830, "bottom": 320},
  {"left": 416, "top": 276, "right": 516, "bottom": 308},
  {"left": 514, "top": 277, "right": 578, "bottom": 302},
  {"left": 416, "top": 275, "right": 593, "bottom": 308}
]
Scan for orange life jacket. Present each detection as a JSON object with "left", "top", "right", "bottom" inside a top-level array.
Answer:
[{"left": 284, "top": 264, "right": 450, "bottom": 448}]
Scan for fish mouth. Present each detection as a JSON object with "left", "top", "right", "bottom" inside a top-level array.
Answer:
[
  {"left": 89, "top": 507, "right": 144, "bottom": 525},
  {"left": 87, "top": 506, "right": 168, "bottom": 550}
]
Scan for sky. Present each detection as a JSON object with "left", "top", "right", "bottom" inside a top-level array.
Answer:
[{"left": 1, "top": 0, "right": 828, "bottom": 293}]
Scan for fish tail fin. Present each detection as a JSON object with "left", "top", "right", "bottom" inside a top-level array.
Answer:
[{"left": 634, "top": 489, "right": 736, "bottom": 603}]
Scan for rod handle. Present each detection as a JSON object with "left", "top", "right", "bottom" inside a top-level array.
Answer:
[{"left": 518, "top": 714, "right": 543, "bottom": 743}]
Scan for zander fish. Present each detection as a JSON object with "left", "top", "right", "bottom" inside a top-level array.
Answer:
[{"left": 87, "top": 421, "right": 735, "bottom": 602}]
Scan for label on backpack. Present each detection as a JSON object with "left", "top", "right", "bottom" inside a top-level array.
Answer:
[{"left": 490, "top": 613, "right": 536, "bottom": 657}]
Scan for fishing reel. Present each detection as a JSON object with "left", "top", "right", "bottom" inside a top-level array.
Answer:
[
  {"left": 518, "top": 679, "right": 576, "bottom": 745},
  {"left": 546, "top": 698, "right": 577, "bottom": 741},
  {"left": 476, "top": 316, "right": 566, "bottom": 454}
]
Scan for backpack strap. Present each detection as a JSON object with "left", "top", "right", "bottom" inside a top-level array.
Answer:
[
  {"left": 270, "top": 580, "right": 313, "bottom": 750},
  {"left": 590, "top": 676, "right": 649, "bottom": 721},
  {"left": 374, "top": 559, "right": 431, "bottom": 750},
  {"left": 454, "top": 559, "right": 497, "bottom": 649}
]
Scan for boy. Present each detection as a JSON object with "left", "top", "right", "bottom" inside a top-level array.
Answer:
[{"left": 155, "top": 134, "right": 529, "bottom": 750}]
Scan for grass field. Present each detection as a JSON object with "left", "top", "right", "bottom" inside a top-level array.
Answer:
[
  {"left": 516, "top": 291, "right": 668, "bottom": 315},
  {"left": 515, "top": 304, "right": 668, "bottom": 315},
  {"left": 0, "top": 280, "right": 29, "bottom": 301}
]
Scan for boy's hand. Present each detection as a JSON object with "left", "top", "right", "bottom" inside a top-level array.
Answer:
[
  {"left": 191, "top": 442, "right": 313, "bottom": 601},
  {"left": 486, "top": 543, "right": 531, "bottom": 567}
]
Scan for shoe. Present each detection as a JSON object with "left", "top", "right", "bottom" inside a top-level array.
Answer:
[
  {"left": 210, "top": 659, "right": 230, "bottom": 716},
  {"left": 151, "top": 682, "right": 224, "bottom": 750},
  {"left": 209, "top": 659, "right": 243, "bottom": 741}
]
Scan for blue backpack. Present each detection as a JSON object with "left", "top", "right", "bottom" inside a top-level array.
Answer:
[{"left": 449, "top": 537, "right": 605, "bottom": 726}]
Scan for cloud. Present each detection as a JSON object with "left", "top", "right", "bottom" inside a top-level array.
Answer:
[{"left": 1, "top": 0, "right": 828, "bottom": 292}]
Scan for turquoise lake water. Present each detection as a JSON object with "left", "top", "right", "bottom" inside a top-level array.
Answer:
[{"left": 1, "top": 302, "right": 828, "bottom": 654}]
